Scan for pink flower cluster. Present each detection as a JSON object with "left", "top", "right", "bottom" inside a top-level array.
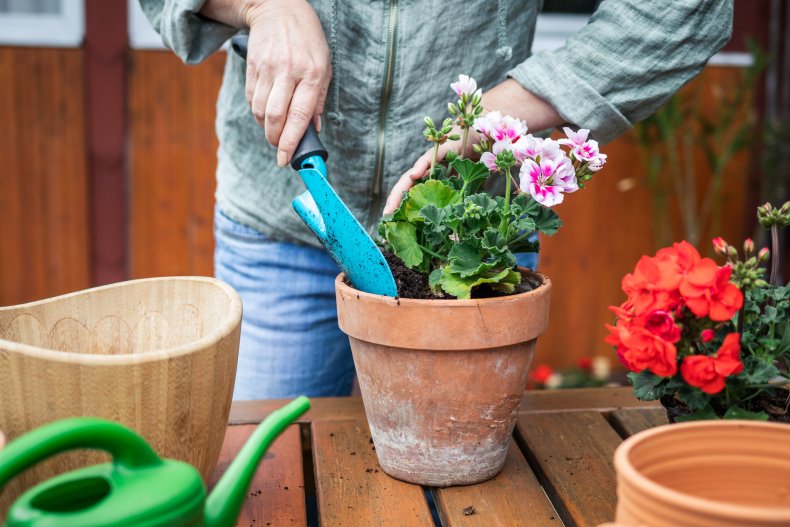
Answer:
[{"left": 473, "top": 114, "right": 607, "bottom": 207}]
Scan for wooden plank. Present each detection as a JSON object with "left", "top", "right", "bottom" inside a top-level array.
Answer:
[
  {"left": 0, "top": 48, "right": 91, "bottom": 305},
  {"left": 230, "top": 397, "right": 367, "bottom": 425},
  {"left": 312, "top": 419, "right": 433, "bottom": 526},
  {"left": 608, "top": 408, "right": 669, "bottom": 437},
  {"left": 128, "top": 51, "right": 224, "bottom": 279},
  {"left": 229, "top": 388, "right": 655, "bottom": 425},
  {"left": 516, "top": 411, "right": 622, "bottom": 527},
  {"left": 522, "top": 387, "right": 658, "bottom": 413},
  {"left": 433, "top": 441, "right": 562, "bottom": 527},
  {"left": 209, "top": 424, "right": 307, "bottom": 527}
]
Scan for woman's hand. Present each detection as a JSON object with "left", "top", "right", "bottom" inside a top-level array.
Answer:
[
  {"left": 202, "top": 0, "right": 332, "bottom": 167},
  {"left": 383, "top": 79, "right": 564, "bottom": 214},
  {"left": 244, "top": 0, "right": 331, "bottom": 167}
]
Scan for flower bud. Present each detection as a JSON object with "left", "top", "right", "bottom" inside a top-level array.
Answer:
[
  {"left": 701, "top": 329, "right": 715, "bottom": 343},
  {"left": 743, "top": 238, "right": 754, "bottom": 255},
  {"left": 746, "top": 256, "right": 757, "bottom": 267},
  {"left": 754, "top": 279, "right": 769, "bottom": 287},
  {"left": 758, "top": 247, "right": 770, "bottom": 263},
  {"left": 726, "top": 245, "right": 738, "bottom": 259},
  {"left": 448, "top": 134, "right": 460, "bottom": 141},
  {"left": 712, "top": 237, "right": 728, "bottom": 255},
  {"left": 780, "top": 201, "right": 790, "bottom": 215},
  {"left": 448, "top": 103, "right": 457, "bottom": 115},
  {"left": 424, "top": 116, "right": 435, "bottom": 128}
]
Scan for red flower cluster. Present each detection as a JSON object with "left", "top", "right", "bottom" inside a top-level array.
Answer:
[
  {"left": 680, "top": 333, "right": 743, "bottom": 394},
  {"left": 605, "top": 242, "right": 745, "bottom": 394}
]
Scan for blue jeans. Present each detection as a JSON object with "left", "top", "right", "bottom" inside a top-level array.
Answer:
[{"left": 214, "top": 207, "right": 538, "bottom": 400}]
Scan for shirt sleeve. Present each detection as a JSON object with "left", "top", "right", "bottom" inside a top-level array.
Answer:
[
  {"left": 508, "top": 0, "right": 734, "bottom": 144},
  {"left": 139, "top": 0, "right": 238, "bottom": 64}
]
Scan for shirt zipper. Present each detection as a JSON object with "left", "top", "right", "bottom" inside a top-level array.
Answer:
[{"left": 368, "top": 0, "right": 399, "bottom": 228}]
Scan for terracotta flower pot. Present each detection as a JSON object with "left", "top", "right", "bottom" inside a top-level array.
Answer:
[
  {"left": 335, "top": 269, "right": 551, "bottom": 487},
  {"left": 611, "top": 420, "right": 790, "bottom": 527},
  {"left": 0, "top": 277, "right": 242, "bottom": 512}
]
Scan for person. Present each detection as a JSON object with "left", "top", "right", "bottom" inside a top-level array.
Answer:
[{"left": 140, "top": 0, "right": 733, "bottom": 399}]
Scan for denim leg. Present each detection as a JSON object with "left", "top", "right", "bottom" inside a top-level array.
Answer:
[
  {"left": 514, "top": 232, "right": 540, "bottom": 270},
  {"left": 214, "top": 208, "right": 354, "bottom": 400}
]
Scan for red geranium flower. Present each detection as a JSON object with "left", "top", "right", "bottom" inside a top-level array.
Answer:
[
  {"left": 680, "top": 333, "right": 743, "bottom": 394},
  {"left": 679, "top": 263, "right": 743, "bottom": 321},
  {"left": 605, "top": 319, "right": 677, "bottom": 377},
  {"left": 621, "top": 256, "right": 680, "bottom": 316}
]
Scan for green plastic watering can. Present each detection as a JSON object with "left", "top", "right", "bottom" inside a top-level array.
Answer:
[{"left": 0, "top": 396, "right": 310, "bottom": 527}]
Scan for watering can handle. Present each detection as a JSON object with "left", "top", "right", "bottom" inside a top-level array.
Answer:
[
  {"left": 229, "top": 34, "right": 328, "bottom": 171},
  {"left": 0, "top": 419, "right": 161, "bottom": 490}
]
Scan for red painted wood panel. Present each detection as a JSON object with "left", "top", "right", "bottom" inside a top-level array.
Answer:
[{"left": 0, "top": 48, "right": 91, "bottom": 306}]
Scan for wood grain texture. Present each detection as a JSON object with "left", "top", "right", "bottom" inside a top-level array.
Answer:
[
  {"left": 128, "top": 51, "right": 225, "bottom": 279},
  {"left": 608, "top": 408, "right": 669, "bottom": 438},
  {"left": 516, "top": 411, "right": 623, "bottom": 527},
  {"left": 228, "top": 387, "right": 657, "bottom": 425},
  {"left": 0, "top": 48, "right": 91, "bottom": 305},
  {"left": 0, "top": 277, "right": 241, "bottom": 513},
  {"left": 432, "top": 441, "right": 562, "bottom": 527},
  {"left": 209, "top": 424, "right": 307, "bottom": 527},
  {"left": 311, "top": 419, "right": 433, "bottom": 526}
]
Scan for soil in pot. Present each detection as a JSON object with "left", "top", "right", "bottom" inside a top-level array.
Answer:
[
  {"left": 661, "top": 389, "right": 790, "bottom": 423},
  {"left": 381, "top": 251, "right": 540, "bottom": 299}
]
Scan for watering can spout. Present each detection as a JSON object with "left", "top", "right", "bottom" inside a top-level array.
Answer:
[{"left": 204, "top": 396, "right": 311, "bottom": 527}]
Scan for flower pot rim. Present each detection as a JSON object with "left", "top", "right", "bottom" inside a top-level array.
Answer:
[
  {"left": 0, "top": 276, "right": 242, "bottom": 366},
  {"left": 615, "top": 420, "right": 790, "bottom": 521},
  {"left": 335, "top": 267, "right": 550, "bottom": 306}
]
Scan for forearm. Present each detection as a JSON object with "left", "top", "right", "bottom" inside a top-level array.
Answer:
[
  {"left": 199, "top": 0, "right": 260, "bottom": 28},
  {"left": 482, "top": 79, "right": 564, "bottom": 133}
]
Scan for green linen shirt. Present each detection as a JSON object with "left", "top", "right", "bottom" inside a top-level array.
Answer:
[{"left": 140, "top": 0, "right": 732, "bottom": 247}]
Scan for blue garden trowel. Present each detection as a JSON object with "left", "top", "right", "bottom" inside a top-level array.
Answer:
[{"left": 231, "top": 36, "right": 397, "bottom": 297}]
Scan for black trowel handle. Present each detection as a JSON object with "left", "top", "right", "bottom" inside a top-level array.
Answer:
[{"left": 230, "top": 35, "right": 328, "bottom": 170}]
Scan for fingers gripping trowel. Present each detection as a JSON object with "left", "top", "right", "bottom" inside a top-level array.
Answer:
[{"left": 231, "top": 35, "right": 397, "bottom": 297}]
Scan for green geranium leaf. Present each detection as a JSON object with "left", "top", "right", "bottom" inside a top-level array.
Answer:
[
  {"left": 723, "top": 406, "right": 770, "bottom": 421},
  {"left": 429, "top": 268, "right": 444, "bottom": 290},
  {"left": 627, "top": 371, "right": 662, "bottom": 401},
  {"left": 451, "top": 158, "right": 489, "bottom": 194},
  {"left": 448, "top": 238, "right": 494, "bottom": 278},
  {"left": 382, "top": 222, "right": 423, "bottom": 269},
  {"left": 675, "top": 405, "right": 719, "bottom": 422},
  {"left": 509, "top": 216, "right": 537, "bottom": 237},
  {"left": 677, "top": 387, "right": 711, "bottom": 411},
  {"left": 440, "top": 268, "right": 518, "bottom": 300},
  {"left": 404, "top": 180, "right": 461, "bottom": 222}
]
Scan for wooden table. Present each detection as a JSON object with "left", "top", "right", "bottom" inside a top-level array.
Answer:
[{"left": 210, "top": 387, "right": 666, "bottom": 527}]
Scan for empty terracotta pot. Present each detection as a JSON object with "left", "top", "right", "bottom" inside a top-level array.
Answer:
[
  {"left": 0, "top": 277, "right": 242, "bottom": 512},
  {"left": 611, "top": 420, "right": 790, "bottom": 527},
  {"left": 335, "top": 270, "right": 551, "bottom": 486}
]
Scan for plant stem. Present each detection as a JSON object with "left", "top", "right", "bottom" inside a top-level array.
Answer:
[
  {"left": 430, "top": 142, "right": 440, "bottom": 177},
  {"left": 770, "top": 224, "right": 780, "bottom": 286},
  {"left": 418, "top": 243, "right": 443, "bottom": 260},
  {"left": 460, "top": 127, "right": 469, "bottom": 158}
]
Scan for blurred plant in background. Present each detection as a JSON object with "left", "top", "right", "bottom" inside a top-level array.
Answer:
[
  {"left": 634, "top": 41, "right": 769, "bottom": 249},
  {"left": 528, "top": 356, "right": 614, "bottom": 389}
]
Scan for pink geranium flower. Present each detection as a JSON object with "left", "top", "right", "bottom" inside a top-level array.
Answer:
[
  {"left": 519, "top": 157, "right": 578, "bottom": 207},
  {"left": 512, "top": 136, "right": 564, "bottom": 163},
  {"left": 450, "top": 74, "right": 479, "bottom": 98},
  {"left": 474, "top": 111, "right": 527, "bottom": 143},
  {"left": 588, "top": 153, "right": 607, "bottom": 172},
  {"left": 573, "top": 139, "right": 600, "bottom": 162},
  {"left": 559, "top": 126, "right": 590, "bottom": 147}
]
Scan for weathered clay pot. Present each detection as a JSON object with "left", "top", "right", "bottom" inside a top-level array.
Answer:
[
  {"left": 335, "top": 270, "right": 551, "bottom": 486},
  {"left": 611, "top": 420, "right": 790, "bottom": 527},
  {"left": 0, "top": 277, "right": 242, "bottom": 512}
]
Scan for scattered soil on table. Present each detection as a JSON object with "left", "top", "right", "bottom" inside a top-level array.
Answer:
[
  {"left": 661, "top": 389, "right": 790, "bottom": 423},
  {"left": 380, "top": 251, "right": 540, "bottom": 300},
  {"left": 462, "top": 506, "right": 476, "bottom": 516}
]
